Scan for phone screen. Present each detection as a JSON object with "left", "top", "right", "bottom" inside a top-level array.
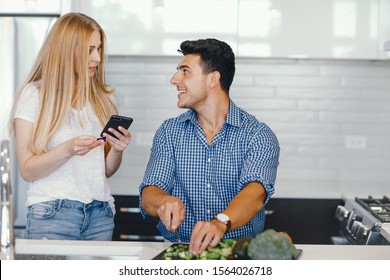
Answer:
[{"left": 100, "top": 115, "right": 133, "bottom": 140}]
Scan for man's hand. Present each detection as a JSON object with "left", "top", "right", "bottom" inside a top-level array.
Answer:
[
  {"left": 157, "top": 196, "right": 185, "bottom": 231},
  {"left": 189, "top": 219, "right": 226, "bottom": 255}
]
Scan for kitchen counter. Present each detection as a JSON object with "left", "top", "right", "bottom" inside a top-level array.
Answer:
[
  {"left": 12, "top": 238, "right": 390, "bottom": 260},
  {"left": 13, "top": 238, "right": 171, "bottom": 260},
  {"left": 297, "top": 244, "right": 389, "bottom": 260}
]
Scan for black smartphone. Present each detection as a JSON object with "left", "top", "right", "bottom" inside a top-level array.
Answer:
[{"left": 99, "top": 115, "right": 133, "bottom": 140}]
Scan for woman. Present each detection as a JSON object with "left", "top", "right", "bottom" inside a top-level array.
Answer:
[{"left": 9, "top": 13, "right": 131, "bottom": 240}]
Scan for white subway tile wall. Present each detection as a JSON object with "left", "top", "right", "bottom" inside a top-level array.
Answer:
[{"left": 106, "top": 56, "right": 390, "bottom": 199}]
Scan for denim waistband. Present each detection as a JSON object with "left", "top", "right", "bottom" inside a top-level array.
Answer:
[{"left": 50, "top": 199, "right": 108, "bottom": 210}]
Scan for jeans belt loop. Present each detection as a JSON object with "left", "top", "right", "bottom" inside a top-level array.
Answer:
[{"left": 56, "top": 199, "right": 63, "bottom": 211}]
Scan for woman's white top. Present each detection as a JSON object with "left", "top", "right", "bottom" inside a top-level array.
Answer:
[{"left": 14, "top": 82, "right": 114, "bottom": 210}]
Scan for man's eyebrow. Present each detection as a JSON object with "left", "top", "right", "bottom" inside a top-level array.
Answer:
[{"left": 177, "top": 65, "right": 190, "bottom": 70}]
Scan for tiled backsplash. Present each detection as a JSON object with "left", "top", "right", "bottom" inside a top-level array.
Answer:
[{"left": 106, "top": 56, "right": 390, "bottom": 199}]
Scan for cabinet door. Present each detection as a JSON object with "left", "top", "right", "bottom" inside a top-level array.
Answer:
[
  {"left": 264, "top": 198, "right": 343, "bottom": 244},
  {"left": 384, "top": 40, "right": 390, "bottom": 51},
  {"left": 78, "top": 0, "right": 386, "bottom": 59},
  {"left": 112, "top": 195, "right": 163, "bottom": 241},
  {"left": 238, "top": 0, "right": 379, "bottom": 59}
]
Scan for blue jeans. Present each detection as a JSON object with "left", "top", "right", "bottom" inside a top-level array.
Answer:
[{"left": 24, "top": 199, "right": 114, "bottom": 240}]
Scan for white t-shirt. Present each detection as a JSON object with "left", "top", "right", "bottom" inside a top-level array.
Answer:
[{"left": 14, "top": 82, "right": 114, "bottom": 210}]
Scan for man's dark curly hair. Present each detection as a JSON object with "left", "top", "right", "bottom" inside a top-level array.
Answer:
[{"left": 178, "top": 38, "right": 235, "bottom": 94}]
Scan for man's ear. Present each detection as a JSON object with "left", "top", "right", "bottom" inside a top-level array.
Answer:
[{"left": 209, "top": 71, "right": 221, "bottom": 88}]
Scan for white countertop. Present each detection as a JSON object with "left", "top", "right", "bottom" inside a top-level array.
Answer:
[
  {"left": 12, "top": 238, "right": 390, "bottom": 260},
  {"left": 14, "top": 238, "right": 171, "bottom": 260},
  {"left": 297, "top": 244, "right": 390, "bottom": 260}
]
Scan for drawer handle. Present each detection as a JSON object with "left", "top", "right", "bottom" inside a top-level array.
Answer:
[
  {"left": 119, "top": 207, "right": 141, "bottom": 213},
  {"left": 119, "top": 234, "right": 164, "bottom": 241},
  {"left": 265, "top": 210, "right": 275, "bottom": 216}
]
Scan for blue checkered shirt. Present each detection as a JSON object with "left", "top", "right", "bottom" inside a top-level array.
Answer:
[{"left": 140, "top": 100, "right": 279, "bottom": 242}]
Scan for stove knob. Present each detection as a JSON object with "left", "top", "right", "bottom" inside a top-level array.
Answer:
[
  {"left": 335, "top": 205, "right": 349, "bottom": 221},
  {"left": 355, "top": 223, "right": 369, "bottom": 240},
  {"left": 350, "top": 220, "right": 362, "bottom": 237},
  {"left": 354, "top": 215, "right": 363, "bottom": 222},
  {"left": 350, "top": 220, "right": 368, "bottom": 241}
]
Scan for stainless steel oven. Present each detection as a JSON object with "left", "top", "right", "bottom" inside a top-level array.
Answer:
[{"left": 335, "top": 196, "right": 390, "bottom": 245}]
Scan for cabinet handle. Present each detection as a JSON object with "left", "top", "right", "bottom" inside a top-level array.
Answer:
[
  {"left": 265, "top": 210, "right": 275, "bottom": 216},
  {"left": 119, "top": 234, "right": 164, "bottom": 241},
  {"left": 119, "top": 207, "right": 141, "bottom": 213}
]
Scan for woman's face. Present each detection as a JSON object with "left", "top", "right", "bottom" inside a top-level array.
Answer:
[{"left": 88, "top": 30, "right": 102, "bottom": 78}]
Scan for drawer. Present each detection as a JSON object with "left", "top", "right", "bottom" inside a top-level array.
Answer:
[{"left": 113, "top": 195, "right": 163, "bottom": 242}]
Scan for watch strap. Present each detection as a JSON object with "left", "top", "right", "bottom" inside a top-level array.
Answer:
[{"left": 212, "top": 217, "right": 232, "bottom": 233}]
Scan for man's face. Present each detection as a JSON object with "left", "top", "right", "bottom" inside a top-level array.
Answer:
[{"left": 170, "top": 54, "right": 208, "bottom": 109}]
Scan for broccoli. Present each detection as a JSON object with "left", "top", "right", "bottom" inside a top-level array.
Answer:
[{"left": 247, "top": 229, "right": 296, "bottom": 260}]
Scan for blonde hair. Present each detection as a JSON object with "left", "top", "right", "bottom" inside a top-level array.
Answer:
[{"left": 10, "top": 12, "right": 116, "bottom": 155}]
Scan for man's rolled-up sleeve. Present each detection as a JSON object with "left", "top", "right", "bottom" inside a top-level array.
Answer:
[
  {"left": 139, "top": 123, "right": 175, "bottom": 217},
  {"left": 239, "top": 125, "right": 280, "bottom": 206}
]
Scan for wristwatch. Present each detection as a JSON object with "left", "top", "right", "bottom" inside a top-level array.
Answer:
[{"left": 213, "top": 213, "right": 232, "bottom": 233}]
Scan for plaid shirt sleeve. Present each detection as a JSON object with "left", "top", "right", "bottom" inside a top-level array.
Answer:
[
  {"left": 139, "top": 121, "right": 175, "bottom": 218},
  {"left": 239, "top": 123, "right": 280, "bottom": 206}
]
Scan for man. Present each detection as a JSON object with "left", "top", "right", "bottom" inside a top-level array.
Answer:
[{"left": 140, "top": 38, "right": 279, "bottom": 254}]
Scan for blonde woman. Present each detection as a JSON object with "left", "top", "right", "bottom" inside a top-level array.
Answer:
[{"left": 9, "top": 13, "right": 131, "bottom": 240}]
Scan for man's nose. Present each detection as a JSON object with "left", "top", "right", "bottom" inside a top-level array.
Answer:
[{"left": 170, "top": 72, "right": 179, "bottom": 85}]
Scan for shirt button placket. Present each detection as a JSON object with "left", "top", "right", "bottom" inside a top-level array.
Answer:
[
  {"left": 206, "top": 153, "right": 212, "bottom": 216},
  {"left": 206, "top": 157, "right": 211, "bottom": 190}
]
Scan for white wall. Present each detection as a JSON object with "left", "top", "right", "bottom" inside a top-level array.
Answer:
[{"left": 106, "top": 55, "right": 390, "bottom": 200}]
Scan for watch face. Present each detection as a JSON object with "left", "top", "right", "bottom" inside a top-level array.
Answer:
[{"left": 217, "top": 213, "right": 230, "bottom": 223}]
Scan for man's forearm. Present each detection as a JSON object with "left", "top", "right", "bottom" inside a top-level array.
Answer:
[
  {"left": 141, "top": 186, "right": 170, "bottom": 217},
  {"left": 223, "top": 181, "right": 266, "bottom": 231}
]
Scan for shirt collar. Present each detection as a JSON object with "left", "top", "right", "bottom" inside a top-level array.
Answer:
[{"left": 178, "top": 99, "right": 241, "bottom": 128}]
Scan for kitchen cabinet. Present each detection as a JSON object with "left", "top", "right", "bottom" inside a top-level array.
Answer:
[
  {"left": 264, "top": 198, "right": 343, "bottom": 244},
  {"left": 75, "top": 0, "right": 390, "bottom": 59},
  {"left": 113, "top": 195, "right": 342, "bottom": 244},
  {"left": 385, "top": 40, "right": 390, "bottom": 51},
  {"left": 112, "top": 195, "right": 163, "bottom": 241}
]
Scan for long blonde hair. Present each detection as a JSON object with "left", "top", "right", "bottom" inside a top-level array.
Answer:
[{"left": 10, "top": 12, "right": 116, "bottom": 155}]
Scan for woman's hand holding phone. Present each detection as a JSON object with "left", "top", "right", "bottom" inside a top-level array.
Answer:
[{"left": 100, "top": 115, "right": 133, "bottom": 152}]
